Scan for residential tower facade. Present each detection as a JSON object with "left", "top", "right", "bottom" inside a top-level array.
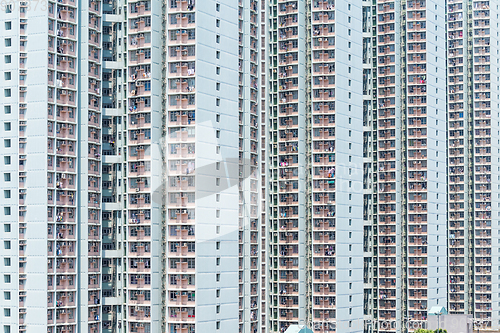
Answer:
[{"left": 2, "top": 1, "right": 500, "bottom": 333}]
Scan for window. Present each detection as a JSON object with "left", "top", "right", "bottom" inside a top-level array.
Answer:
[
  {"left": 3, "top": 241, "right": 10, "bottom": 250},
  {"left": 4, "top": 39, "right": 11, "bottom": 47},
  {"left": 216, "top": 19, "right": 220, "bottom": 27},
  {"left": 216, "top": 35, "right": 220, "bottom": 43},
  {"left": 3, "top": 292, "right": 10, "bottom": 300},
  {"left": 4, "top": 123, "right": 10, "bottom": 131},
  {"left": 216, "top": 66, "right": 220, "bottom": 75},
  {"left": 216, "top": 98, "right": 220, "bottom": 106},
  {"left": 5, "top": 22, "right": 12, "bottom": 30},
  {"left": 4, "top": 258, "right": 10, "bottom": 266},
  {"left": 216, "top": 322, "right": 220, "bottom": 330},
  {"left": 216, "top": 3, "right": 220, "bottom": 11},
  {"left": 216, "top": 242, "right": 220, "bottom": 250},
  {"left": 216, "top": 82, "right": 220, "bottom": 91},
  {"left": 4, "top": 89, "right": 11, "bottom": 97},
  {"left": 4, "top": 173, "right": 11, "bottom": 181},
  {"left": 216, "top": 130, "right": 220, "bottom": 138},
  {"left": 4, "top": 72, "right": 11, "bottom": 80},
  {"left": 4, "top": 207, "right": 10, "bottom": 216},
  {"left": 4, "top": 225, "right": 10, "bottom": 232},
  {"left": 4, "top": 140, "right": 10, "bottom": 148},
  {"left": 4, "top": 275, "right": 11, "bottom": 283},
  {"left": 4, "top": 55, "right": 11, "bottom": 64},
  {"left": 4, "top": 156, "right": 10, "bottom": 165},
  {"left": 216, "top": 51, "right": 220, "bottom": 59},
  {"left": 3, "top": 325, "right": 10, "bottom": 333},
  {"left": 216, "top": 274, "right": 220, "bottom": 282},
  {"left": 4, "top": 106, "right": 11, "bottom": 114},
  {"left": 216, "top": 114, "right": 220, "bottom": 122}
]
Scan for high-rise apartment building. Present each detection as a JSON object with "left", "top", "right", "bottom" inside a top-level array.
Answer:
[
  {"left": 265, "top": 0, "right": 497, "bottom": 332},
  {"left": 0, "top": 0, "right": 103, "bottom": 332},
  {"left": 237, "top": 1, "right": 263, "bottom": 333},
  {"left": 264, "top": 0, "right": 368, "bottom": 332},
  {"left": 2, "top": 1, "right": 500, "bottom": 333},
  {"left": 264, "top": 0, "right": 446, "bottom": 332},
  {"left": 372, "top": 0, "right": 449, "bottom": 329},
  {"left": 446, "top": 0, "right": 499, "bottom": 327},
  {"left": 1, "top": 0, "right": 263, "bottom": 332}
]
